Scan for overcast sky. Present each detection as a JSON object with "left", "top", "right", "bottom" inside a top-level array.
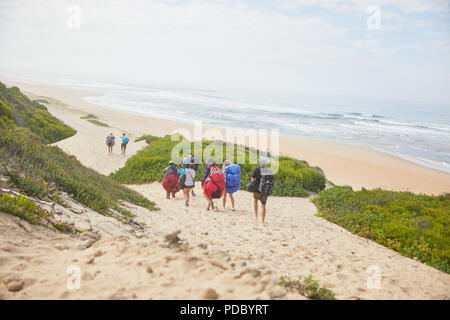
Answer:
[{"left": 0, "top": 0, "right": 449, "bottom": 103}]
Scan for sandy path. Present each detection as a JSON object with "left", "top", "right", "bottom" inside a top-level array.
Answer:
[
  {"left": 0, "top": 212, "right": 305, "bottom": 300},
  {"left": 128, "top": 183, "right": 450, "bottom": 300}
]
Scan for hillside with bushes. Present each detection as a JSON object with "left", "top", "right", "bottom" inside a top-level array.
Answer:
[
  {"left": 110, "top": 134, "right": 326, "bottom": 197},
  {"left": 0, "top": 82, "right": 76, "bottom": 144},
  {"left": 0, "top": 83, "right": 158, "bottom": 223},
  {"left": 313, "top": 186, "right": 450, "bottom": 273}
]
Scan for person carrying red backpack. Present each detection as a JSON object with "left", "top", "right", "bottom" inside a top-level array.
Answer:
[
  {"left": 202, "top": 158, "right": 225, "bottom": 211},
  {"left": 162, "top": 160, "right": 180, "bottom": 199}
]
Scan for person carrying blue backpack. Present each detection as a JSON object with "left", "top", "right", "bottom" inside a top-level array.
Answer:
[
  {"left": 222, "top": 160, "right": 240, "bottom": 211},
  {"left": 121, "top": 133, "right": 129, "bottom": 156}
]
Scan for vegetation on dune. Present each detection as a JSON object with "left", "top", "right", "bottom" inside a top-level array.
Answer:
[
  {"left": 135, "top": 134, "right": 161, "bottom": 144},
  {"left": 0, "top": 82, "right": 158, "bottom": 219},
  {"left": 279, "top": 275, "right": 336, "bottom": 300},
  {"left": 80, "top": 113, "right": 109, "bottom": 127},
  {"left": 87, "top": 119, "right": 109, "bottom": 127},
  {"left": 0, "top": 82, "right": 76, "bottom": 144},
  {"left": 80, "top": 113, "right": 98, "bottom": 119},
  {"left": 110, "top": 134, "right": 326, "bottom": 197},
  {"left": 313, "top": 186, "right": 450, "bottom": 274},
  {"left": 0, "top": 193, "right": 51, "bottom": 224}
]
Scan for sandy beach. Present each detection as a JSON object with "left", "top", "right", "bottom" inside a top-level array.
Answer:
[
  {"left": 3, "top": 80, "right": 450, "bottom": 195},
  {"left": 1, "top": 80, "right": 449, "bottom": 300}
]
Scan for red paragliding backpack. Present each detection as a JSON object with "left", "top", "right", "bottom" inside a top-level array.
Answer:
[{"left": 203, "top": 166, "right": 225, "bottom": 199}]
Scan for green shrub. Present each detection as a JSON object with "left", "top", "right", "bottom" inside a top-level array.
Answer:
[
  {"left": 313, "top": 186, "right": 450, "bottom": 274},
  {"left": 80, "top": 113, "right": 98, "bottom": 119},
  {"left": 135, "top": 134, "right": 161, "bottom": 144},
  {"left": 279, "top": 275, "right": 336, "bottom": 300},
  {"left": 110, "top": 135, "right": 326, "bottom": 197},
  {"left": 0, "top": 194, "right": 50, "bottom": 224},
  {"left": 0, "top": 82, "right": 76, "bottom": 144},
  {"left": 87, "top": 119, "right": 109, "bottom": 127},
  {"left": 0, "top": 100, "right": 13, "bottom": 119}
]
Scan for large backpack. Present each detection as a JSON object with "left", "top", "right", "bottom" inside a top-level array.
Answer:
[
  {"left": 162, "top": 174, "right": 180, "bottom": 194},
  {"left": 164, "top": 165, "right": 178, "bottom": 178},
  {"left": 122, "top": 136, "right": 129, "bottom": 144},
  {"left": 225, "top": 164, "right": 241, "bottom": 194},
  {"left": 106, "top": 135, "right": 115, "bottom": 146},
  {"left": 203, "top": 166, "right": 225, "bottom": 199},
  {"left": 178, "top": 174, "right": 186, "bottom": 189},
  {"left": 258, "top": 167, "right": 274, "bottom": 195}
]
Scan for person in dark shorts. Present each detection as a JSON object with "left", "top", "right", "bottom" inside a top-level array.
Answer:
[
  {"left": 251, "top": 157, "right": 272, "bottom": 224},
  {"left": 182, "top": 152, "right": 200, "bottom": 196},
  {"left": 106, "top": 133, "right": 115, "bottom": 155},
  {"left": 121, "top": 133, "right": 129, "bottom": 156}
]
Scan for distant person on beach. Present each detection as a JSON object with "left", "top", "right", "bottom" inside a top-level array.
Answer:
[
  {"left": 202, "top": 158, "right": 225, "bottom": 211},
  {"left": 121, "top": 133, "right": 129, "bottom": 156},
  {"left": 162, "top": 160, "right": 180, "bottom": 199},
  {"left": 251, "top": 157, "right": 274, "bottom": 224},
  {"left": 106, "top": 133, "right": 115, "bottom": 155},
  {"left": 223, "top": 160, "right": 240, "bottom": 211},
  {"left": 180, "top": 163, "right": 196, "bottom": 207},
  {"left": 182, "top": 153, "right": 201, "bottom": 196}
]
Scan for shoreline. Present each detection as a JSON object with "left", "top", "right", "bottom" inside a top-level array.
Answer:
[
  {"left": 83, "top": 94, "right": 450, "bottom": 175},
  {"left": 3, "top": 79, "right": 450, "bottom": 195}
]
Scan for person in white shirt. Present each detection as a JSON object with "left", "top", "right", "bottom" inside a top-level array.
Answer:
[{"left": 182, "top": 163, "right": 196, "bottom": 207}]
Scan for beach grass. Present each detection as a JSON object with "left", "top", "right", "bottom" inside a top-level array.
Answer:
[
  {"left": 313, "top": 186, "right": 450, "bottom": 274},
  {"left": 81, "top": 113, "right": 109, "bottom": 127},
  {"left": 80, "top": 113, "right": 98, "bottom": 119},
  {"left": 87, "top": 119, "right": 109, "bottom": 127},
  {"left": 135, "top": 134, "right": 161, "bottom": 144}
]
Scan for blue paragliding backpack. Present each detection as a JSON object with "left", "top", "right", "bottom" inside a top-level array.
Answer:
[{"left": 225, "top": 164, "right": 241, "bottom": 194}]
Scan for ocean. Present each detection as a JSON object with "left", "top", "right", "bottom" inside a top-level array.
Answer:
[{"left": 10, "top": 76, "right": 450, "bottom": 174}]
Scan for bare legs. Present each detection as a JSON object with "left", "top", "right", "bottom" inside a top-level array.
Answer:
[
  {"left": 108, "top": 146, "right": 113, "bottom": 155},
  {"left": 254, "top": 198, "right": 266, "bottom": 224},
  {"left": 223, "top": 191, "right": 235, "bottom": 210},
  {"left": 183, "top": 188, "right": 191, "bottom": 206},
  {"left": 121, "top": 144, "right": 126, "bottom": 156},
  {"left": 166, "top": 191, "right": 176, "bottom": 199}
]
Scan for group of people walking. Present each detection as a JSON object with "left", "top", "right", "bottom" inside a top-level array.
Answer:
[
  {"left": 105, "top": 133, "right": 274, "bottom": 223},
  {"left": 162, "top": 155, "right": 274, "bottom": 223},
  {"left": 106, "top": 133, "right": 129, "bottom": 156}
]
